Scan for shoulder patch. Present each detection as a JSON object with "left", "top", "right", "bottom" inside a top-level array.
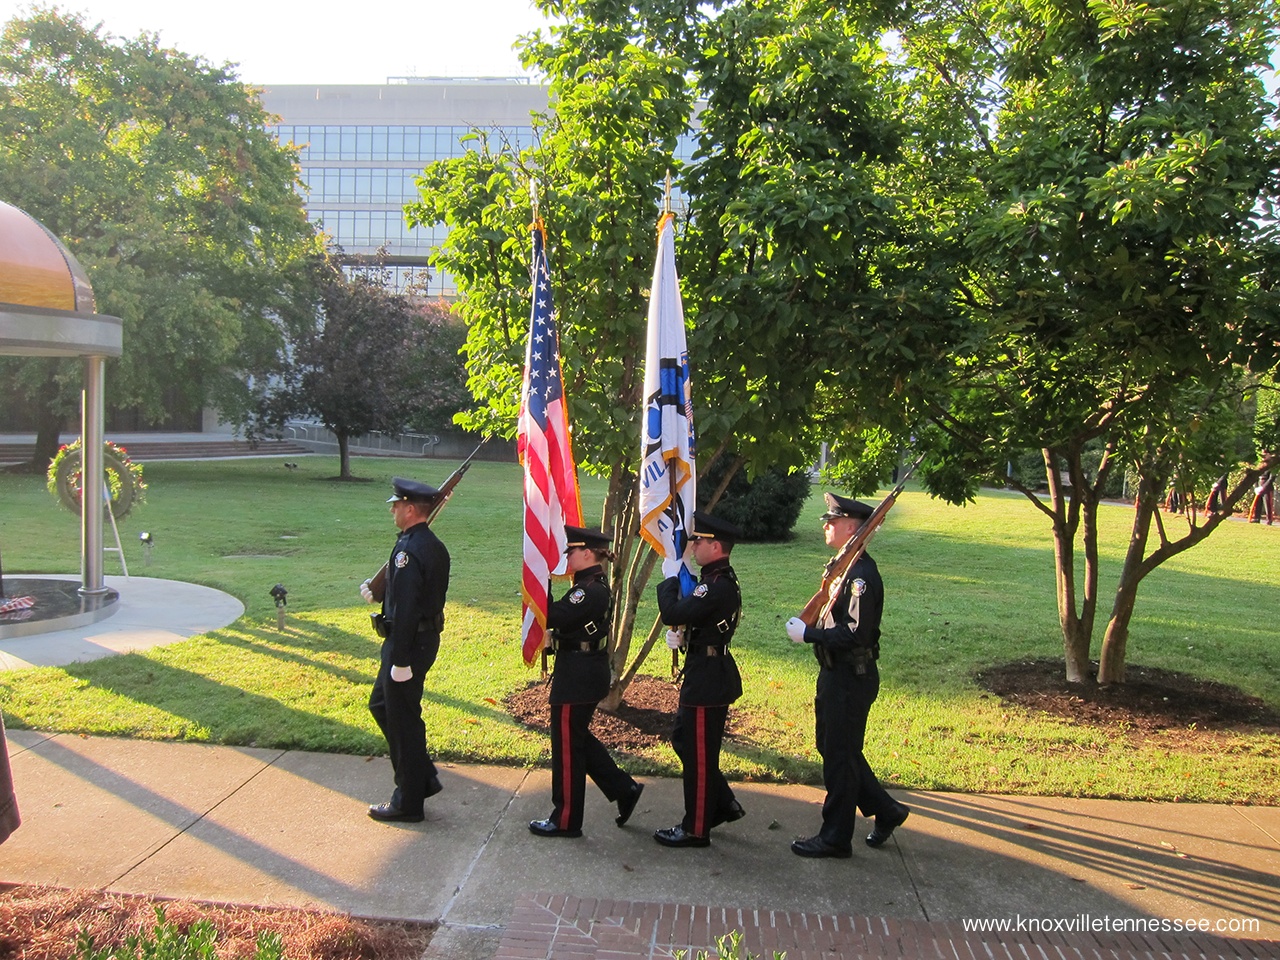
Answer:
[
  {"left": 394, "top": 551, "right": 409, "bottom": 569},
  {"left": 851, "top": 578, "right": 867, "bottom": 597},
  {"left": 568, "top": 587, "right": 586, "bottom": 604},
  {"left": 693, "top": 583, "right": 709, "bottom": 598}
]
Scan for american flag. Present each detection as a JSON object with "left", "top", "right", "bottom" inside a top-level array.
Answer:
[
  {"left": 638, "top": 211, "right": 697, "bottom": 594},
  {"left": 0, "top": 596, "right": 35, "bottom": 615},
  {"left": 518, "top": 219, "right": 583, "bottom": 665}
]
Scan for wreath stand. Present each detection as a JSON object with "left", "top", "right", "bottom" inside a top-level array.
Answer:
[{"left": 102, "top": 484, "right": 129, "bottom": 578}]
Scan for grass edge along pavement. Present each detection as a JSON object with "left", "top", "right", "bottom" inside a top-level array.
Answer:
[{"left": 0, "top": 456, "right": 1277, "bottom": 804}]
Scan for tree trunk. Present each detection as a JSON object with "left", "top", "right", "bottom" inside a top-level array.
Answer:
[
  {"left": 1045, "top": 449, "right": 1092, "bottom": 683},
  {"left": 31, "top": 361, "right": 66, "bottom": 470},
  {"left": 1098, "top": 473, "right": 1160, "bottom": 684},
  {"left": 337, "top": 432, "right": 351, "bottom": 479}
]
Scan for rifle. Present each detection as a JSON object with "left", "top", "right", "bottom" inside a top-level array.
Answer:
[
  {"left": 365, "top": 440, "right": 486, "bottom": 602},
  {"left": 797, "top": 452, "right": 925, "bottom": 627}
]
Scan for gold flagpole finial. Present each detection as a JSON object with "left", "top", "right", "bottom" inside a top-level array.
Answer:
[{"left": 663, "top": 170, "right": 672, "bottom": 215}]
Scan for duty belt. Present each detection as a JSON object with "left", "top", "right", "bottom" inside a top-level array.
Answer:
[
  {"left": 816, "top": 645, "right": 877, "bottom": 673},
  {"left": 689, "top": 644, "right": 728, "bottom": 657}
]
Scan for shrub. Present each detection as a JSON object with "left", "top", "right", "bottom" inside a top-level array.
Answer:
[
  {"left": 76, "top": 906, "right": 284, "bottom": 960},
  {"left": 699, "top": 458, "right": 812, "bottom": 542}
]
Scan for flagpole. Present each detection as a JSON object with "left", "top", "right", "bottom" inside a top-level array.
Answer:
[{"left": 530, "top": 178, "right": 539, "bottom": 223}]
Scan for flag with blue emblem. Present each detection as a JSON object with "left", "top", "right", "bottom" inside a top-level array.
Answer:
[
  {"left": 638, "top": 210, "right": 697, "bottom": 595},
  {"left": 518, "top": 219, "right": 583, "bottom": 665}
]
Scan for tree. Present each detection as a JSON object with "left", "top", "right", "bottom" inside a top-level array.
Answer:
[
  {"left": 0, "top": 8, "right": 316, "bottom": 466},
  {"left": 893, "top": 0, "right": 1280, "bottom": 682},
  {"left": 280, "top": 253, "right": 435, "bottom": 480},
  {"left": 411, "top": 0, "right": 959, "bottom": 702}
]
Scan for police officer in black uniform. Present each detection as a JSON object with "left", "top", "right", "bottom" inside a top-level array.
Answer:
[
  {"left": 653, "top": 511, "right": 746, "bottom": 848},
  {"left": 785, "top": 493, "right": 909, "bottom": 857},
  {"left": 529, "top": 526, "right": 644, "bottom": 838},
  {"left": 366, "top": 477, "right": 450, "bottom": 823}
]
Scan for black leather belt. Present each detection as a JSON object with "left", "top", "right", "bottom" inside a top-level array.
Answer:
[{"left": 691, "top": 644, "right": 727, "bottom": 657}]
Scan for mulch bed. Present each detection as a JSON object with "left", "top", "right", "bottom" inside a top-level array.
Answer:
[
  {"left": 0, "top": 885, "right": 433, "bottom": 960},
  {"left": 507, "top": 664, "right": 1280, "bottom": 756},
  {"left": 975, "top": 658, "right": 1280, "bottom": 747}
]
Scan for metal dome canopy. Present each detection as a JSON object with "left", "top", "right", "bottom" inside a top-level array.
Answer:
[
  {"left": 0, "top": 199, "right": 123, "bottom": 606},
  {"left": 0, "top": 200, "right": 121, "bottom": 358}
]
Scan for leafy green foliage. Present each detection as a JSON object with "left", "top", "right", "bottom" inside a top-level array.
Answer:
[
  {"left": 698, "top": 458, "right": 811, "bottom": 542},
  {"left": 0, "top": 8, "right": 317, "bottom": 460},
  {"left": 75, "top": 907, "right": 284, "bottom": 960},
  {"left": 892, "top": 0, "right": 1280, "bottom": 680}
]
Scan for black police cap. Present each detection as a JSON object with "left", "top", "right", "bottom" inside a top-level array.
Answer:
[
  {"left": 691, "top": 510, "right": 742, "bottom": 543},
  {"left": 564, "top": 525, "right": 613, "bottom": 551},
  {"left": 820, "top": 492, "right": 874, "bottom": 522},
  {"left": 387, "top": 477, "right": 442, "bottom": 504}
]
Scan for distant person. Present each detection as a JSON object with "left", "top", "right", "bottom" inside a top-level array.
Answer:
[
  {"left": 1205, "top": 473, "right": 1230, "bottom": 514},
  {"left": 529, "top": 526, "right": 644, "bottom": 838},
  {"left": 1248, "top": 472, "right": 1274, "bottom": 525},
  {"left": 0, "top": 712, "right": 18, "bottom": 844},
  {"left": 653, "top": 511, "right": 746, "bottom": 848},
  {"left": 363, "top": 477, "right": 450, "bottom": 822},
  {"left": 785, "top": 494, "right": 909, "bottom": 858}
]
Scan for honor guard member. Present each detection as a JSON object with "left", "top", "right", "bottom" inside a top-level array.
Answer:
[
  {"left": 530, "top": 526, "right": 645, "bottom": 838},
  {"left": 366, "top": 477, "right": 451, "bottom": 822},
  {"left": 785, "top": 493, "right": 909, "bottom": 857},
  {"left": 653, "top": 511, "right": 746, "bottom": 848}
]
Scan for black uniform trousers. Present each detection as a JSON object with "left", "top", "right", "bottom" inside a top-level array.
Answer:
[
  {"left": 548, "top": 701, "right": 636, "bottom": 832},
  {"left": 814, "top": 660, "right": 895, "bottom": 847},
  {"left": 368, "top": 634, "right": 439, "bottom": 815},
  {"left": 671, "top": 703, "right": 736, "bottom": 837}
]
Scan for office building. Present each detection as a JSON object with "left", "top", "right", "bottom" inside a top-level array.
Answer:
[{"left": 260, "top": 79, "right": 549, "bottom": 297}]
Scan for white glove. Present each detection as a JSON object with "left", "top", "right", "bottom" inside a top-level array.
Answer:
[
  {"left": 360, "top": 580, "right": 374, "bottom": 603},
  {"left": 666, "top": 629, "right": 683, "bottom": 650},
  {"left": 390, "top": 664, "right": 413, "bottom": 682},
  {"left": 786, "top": 617, "right": 807, "bottom": 643},
  {"left": 661, "top": 556, "right": 683, "bottom": 579}
]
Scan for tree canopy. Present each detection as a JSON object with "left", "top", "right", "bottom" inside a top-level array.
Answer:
[
  {"left": 416, "top": 0, "right": 1280, "bottom": 691},
  {"left": 895, "top": 0, "right": 1280, "bottom": 681},
  {"left": 0, "top": 7, "right": 316, "bottom": 463}
]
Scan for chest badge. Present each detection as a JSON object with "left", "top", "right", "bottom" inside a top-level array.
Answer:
[
  {"left": 394, "top": 551, "right": 409, "bottom": 569},
  {"left": 568, "top": 587, "right": 586, "bottom": 604}
]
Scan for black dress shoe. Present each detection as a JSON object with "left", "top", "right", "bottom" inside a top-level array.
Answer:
[
  {"left": 866, "top": 802, "right": 910, "bottom": 848},
  {"left": 615, "top": 782, "right": 644, "bottom": 827},
  {"left": 424, "top": 776, "right": 443, "bottom": 799},
  {"left": 712, "top": 798, "right": 745, "bottom": 827},
  {"left": 529, "top": 818, "right": 582, "bottom": 838},
  {"left": 367, "top": 802, "right": 424, "bottom": 823},
  {"left": 791, "top": 835, "right": 853, "bottom": 859},
  {"left": 654, "top": 824, "right": 710, "bottom": 848}
]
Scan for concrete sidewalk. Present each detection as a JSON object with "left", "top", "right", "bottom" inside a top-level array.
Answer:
[{"left": 2, "top": 731, "right": 1277, "bottom": 958}]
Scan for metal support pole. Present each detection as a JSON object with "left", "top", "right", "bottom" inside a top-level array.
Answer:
[{"left": 81, "top": 355, "right": 109, "bottom": 597}]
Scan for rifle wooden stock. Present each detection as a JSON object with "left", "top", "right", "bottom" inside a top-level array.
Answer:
[
  {"left": 367, "top": 441, "right": 486, "bottom": 602},
  {"left": 797, "top": 453, "right": 925, "bottom": 627}
]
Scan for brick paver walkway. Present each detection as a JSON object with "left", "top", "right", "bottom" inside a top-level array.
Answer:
[{"left": 495, "top": 894, "right": 1280, "bottom": 960}]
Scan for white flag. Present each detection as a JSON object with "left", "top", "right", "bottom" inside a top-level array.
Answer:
[{"left": 638, "top": 212, "right": 697, "bottom": 591}]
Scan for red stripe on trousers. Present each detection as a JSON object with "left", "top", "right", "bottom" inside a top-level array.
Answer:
[
  {"left": 557, "top": 704, "right": 575, "bottom": 830},
  {"left": 693, "top": 706, "right": 707, "bottom": 836}
]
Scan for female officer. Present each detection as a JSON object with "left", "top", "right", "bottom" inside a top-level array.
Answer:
[{"left": 530, "top": 525, "right": 644, "bottom": 837}]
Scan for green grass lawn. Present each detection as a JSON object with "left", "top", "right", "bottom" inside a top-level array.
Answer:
[{"left": 2, "top": 455, "right": 1277, "bottom": 803}]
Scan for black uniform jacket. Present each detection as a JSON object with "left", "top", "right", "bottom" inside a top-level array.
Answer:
[
  {"left": 802, "top": 551, "right": 883, "bottom": 661},
  {"left": 657, "top": 557, "right": 743, "bottom": 707},
  {"left": 547, "top": 564, "right": 611, "bottom": 705},
  {"left": 382, "top": 521, "right": 450, "bottom": 667}
]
